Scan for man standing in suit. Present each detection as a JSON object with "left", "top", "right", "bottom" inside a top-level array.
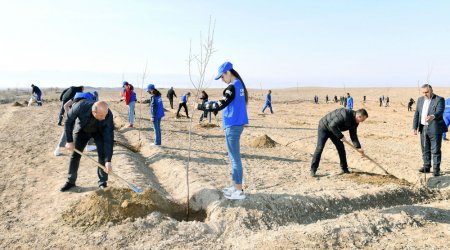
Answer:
[{"left": 413, "top": 84, "right": 447, "bottom": 177}]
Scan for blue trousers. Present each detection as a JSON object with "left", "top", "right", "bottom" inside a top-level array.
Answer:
[
  {"left": 128, "top": 101, "right": 135, "bottom": 125},
  {"left": 36, "top": 93, "right": 42, "bottom": 106},
  {"left": 225, "top": 125, "right": 244, "bottom": 185},
  {"left": 262, "top": 103, "right": 273, "bottom": 113},
  {"left": 153, "top": 118, "right": 162, "bottom": 145}
]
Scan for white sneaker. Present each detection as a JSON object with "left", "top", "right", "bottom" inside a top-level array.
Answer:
[
  {"left": 222, "top": 184, "right": 234, "bottom": 194},
  {"left": 225, "top": 189, "right": 246, "bottom": 200},
  {"left": 53, "top": 148, "right": 61, "bottom": 156},
  {"left": 150, "top": 143, "right": 161, "bottom": 147},
  {"left": 86, "top": 145, "right": 97, "bottom": 152}
]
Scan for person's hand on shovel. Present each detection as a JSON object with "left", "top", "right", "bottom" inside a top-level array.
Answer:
[
  {"left": 105, "top": 162, "right": 113, "bottom": 173},
  {"left": 65, "top": 142, "right": 74, "bottom": 151},
  {"left": 357, "top": 148, "right": 365, "bottom": 157}
]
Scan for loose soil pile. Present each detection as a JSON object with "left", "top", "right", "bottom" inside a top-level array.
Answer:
[
  {"left": 342, "top": 172, "right": 411, "bottom": 186},
  {"left": 62, "top": 188, "right": 184, "bottom": 227},
  {"left": 197, "top": 123, "right": 219, "bottom": 129},
  {"left": 12, "top": 101, "right": 24, "bottom": 107},
  {"left": 249, "top": 134, "right": 276, "bottom": 148}
]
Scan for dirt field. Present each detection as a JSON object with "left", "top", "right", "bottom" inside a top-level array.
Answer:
[{"left": 0, "top": 87, "right": 449, "bottom": 249}]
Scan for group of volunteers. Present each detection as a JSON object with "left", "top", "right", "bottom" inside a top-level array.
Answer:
[{"left": 32, "top": 61, "right": 447, "bottom": 201}]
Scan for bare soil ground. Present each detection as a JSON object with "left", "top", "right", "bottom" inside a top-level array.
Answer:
[{"left": 0, "top": 87, "right": 449, "bottom": 249}]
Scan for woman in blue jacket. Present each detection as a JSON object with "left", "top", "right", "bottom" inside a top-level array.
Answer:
[
  {"left": 147, "top": 84, "right": 165, "bottom": 146},
  {"left": 205, "top": 62, "right": 249, "bottom": 200}
]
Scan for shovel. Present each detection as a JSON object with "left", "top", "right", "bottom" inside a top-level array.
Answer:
[
  {"left": 343, "top": 140, "right": 394, "bottom": 177},
  {"left": 73, "top": 148, "right": 142, "bottom": 193}
]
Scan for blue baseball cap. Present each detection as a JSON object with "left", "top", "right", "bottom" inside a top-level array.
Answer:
[
  {"left": 214, "top": 62, "right": 233, "bottom": 80},
  {"left": 123, "top": 81, "right": 129, "bottom": 86},
  {"left": 146, "top": 84, "right": 155, "bottom": 91}
]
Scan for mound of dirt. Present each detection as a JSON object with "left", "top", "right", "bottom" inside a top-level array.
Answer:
[
  {"left": 342, "top": 172, "right": 411, "bottom": 186},
  {"left": 62, "top": 188, "right": 185, "bottom": 227},
  {"left": 12, "top": 101, "right": 24, "bottom": 107},
  {"left": 197, "top": 123, "right": 219, "bottom": 129},
  {"left": 249, "top": 134, "right": 276, "bottom": 148}
]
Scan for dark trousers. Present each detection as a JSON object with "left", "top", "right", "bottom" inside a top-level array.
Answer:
[
  {"left": 420, "top": 127, "right": 442, "bottom": 174},
  {"left": 168, "top": 97, "right": 174, "bottom": 109},
  {"left": 67, "top": 131, "right": 108, "bottom": 186},
  {"left": 311, "top": 127, "right": 348, "bottom": 171},
  {"left": 176, "top": 103, "right": 189, "bottom": 117},
  {"left": 58, "top": 102, "right": 65, "bottom": 124}
]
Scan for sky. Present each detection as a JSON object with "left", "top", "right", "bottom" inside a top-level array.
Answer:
[{"left": 0, "top": 0, "right": 449, "bottom": 89}]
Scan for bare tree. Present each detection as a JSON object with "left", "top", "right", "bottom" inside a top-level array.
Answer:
[
  {"left": 185, "top": 17, "right": 216, "bottom": 217},
  {"left": 138, "top": 60, "right": 149, "bottom": 143}
]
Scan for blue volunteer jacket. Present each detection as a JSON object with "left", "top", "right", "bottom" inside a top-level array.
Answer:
[
  {"left": 180, "top": 95, "right": 188, "bottom": 103},
  {"left": 150, "top": 95, "right": 165, "bottom": 119},
  {"left": 73, "top": 92, "right": 95, "bottom": 102},
  {"left": 445, "top": 98, "right": 450, "bottom": 114},
  {"left": 223, "top": 79, "right": 248, "bottom": 128},
  {"left": 266, "top": 94, "right": 272, "bottom": 105},
  {"left": 346, "top": 96, "right": 353, "bottom": 110}
]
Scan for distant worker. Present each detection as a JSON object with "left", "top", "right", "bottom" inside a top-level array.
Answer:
[
  {"left": 262, "top": 90, "right": 273, "bottom": 114},
  {"left": 60, "top": 101, "right": 114, "bottom": 192},
  {"left": 176, "top": 92, "right": 191, "bottom": 118},
  {"left": 199, "top": 91, "right": 209, "bottom": 122},
  {"left": 167, "top": 87, "right": 177, "bottom": 109},
  {"left": 58, "top": 86, "right": 84, "bottom": 125},
  {"left": 346, "top": 93, "right": 353, "bottom": 110},
  {"left": 412, "top": 84, "right": 447, "bottom": 177},
  {"left": 123, "top": 81, "right": 137, "bottom": 128},
  {"left": 343, "top": 96, "right": 347, "bottom": 108},
  {"left": 30, "top": 84, "right": 42, "bottom": 106},
  {"left": 334, "top": 95, "right": 338, "bottom": 103},
  {"left": 442, "top": 97, "right": 450, "bottom": 141},
  {"left": 147, "top": 84, "right": 165, "bottom": 146},
  {"left": 310, "top": 108, "right": 368, "bottom": 177},
  {"left": 386, "top": 96, "right": 390, "bottom": 107},
  {"left": 408, "top": 98, "right": 415, "bottom": 111},
  {"left": 363, "top": 96, "right": 366, "bottom": 103},
  {"left": 379, "top": 96, "right": 383, "bottom": 107}
]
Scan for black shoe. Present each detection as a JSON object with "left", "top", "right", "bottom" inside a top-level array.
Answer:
[
  {"left": 99, "top": 183, "right": 107, "bottom": 189},
  {"left": 57, "top": 122, "right": 63, "bottom": 126},
  {"left": 418, "top": 167, "right": 431, "bottom": 173},
  {"left": 310, "top": 169, "right": 317, "bottom": 177},
  {"left": 433, "top": 172, "right": 441, "bottom": 177},
  {"left": 341, "top": 169, "right": 351, "bottom": 174},
  {"left": 60, "top": 182, "right": 75, "bottom": 192}
]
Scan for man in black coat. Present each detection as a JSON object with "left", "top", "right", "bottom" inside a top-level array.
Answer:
[
  {"left": 166, "top": 87, "right": 177, "bottom": 109},
  {"left": 60, "top": 100, "right": 114, "bottom": 192},
  {"left": 58, "top": 86, "right": 84, "bottom": 125},
  {"left": 412, "top": 84, "right": 447, "bottom": 176},
  {"left": 310, "top": 108, "right": 368, "bottom": 177}
]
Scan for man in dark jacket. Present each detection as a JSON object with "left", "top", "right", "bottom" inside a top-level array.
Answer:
[
  {"left": 60, "top": 100, "right": 114, "bottom": 192},
  {"left": 166, "top": 87, "right": 177, "bottom": 109},
  {"left": 413, "top": 84, "right": 447, "bottom": 177},
  {"left": 31, "top": 84, "right": 42, "bottom": 106},
  {"left": 310, "top": 108, "right": 368, "bottom": 177},
  {"left": 58, "top": 86, "right": 84, "bottom": 125}
]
